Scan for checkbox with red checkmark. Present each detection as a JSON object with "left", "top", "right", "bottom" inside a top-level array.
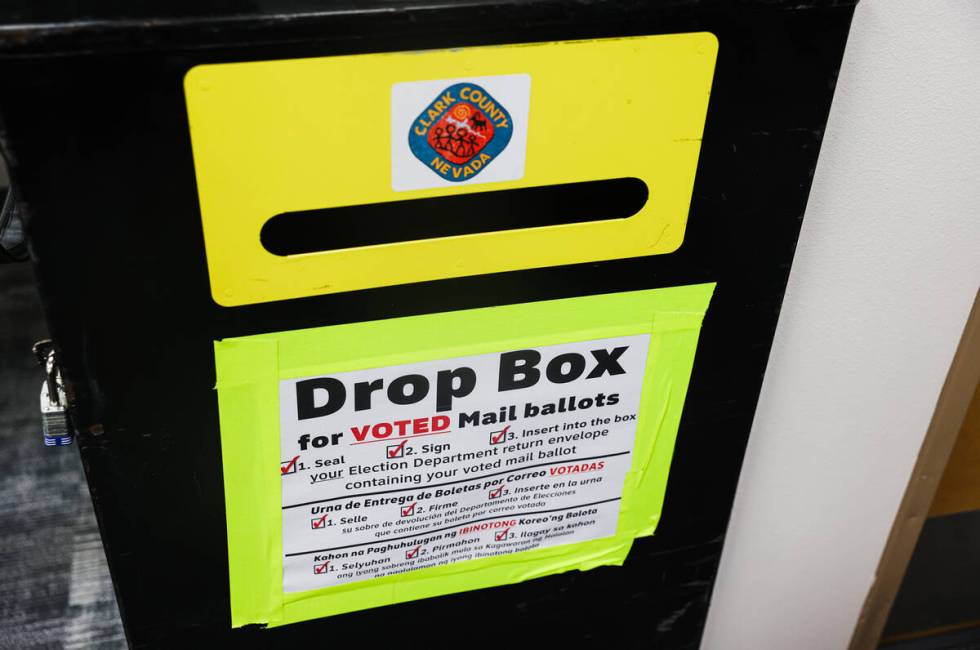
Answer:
[
  {"left": 311, "top": 514, "right": 328, "bottom": 529},
  {"left": 313, "top": 561, "right": 330, "bottom": 575},
  {"left": 281, "top": 455, "right": 300, "bottom": 475},
  {"left": 400, "top": 502, "right": 417, "bottom": 517},
  {"left": 494, "top": 527, "right": 511, "bottom": 542},
  {"left": 488, "top": 486, "right": 504, "bottom": 499},
  {"left": 405, "top": 545, "right": 422, "bottom": 560},
  {"left": 387, "top": 440, "right": 408, "bottom": 459},
  {"left": 489, "top": 425, "right": 510, "bottom": 445}
]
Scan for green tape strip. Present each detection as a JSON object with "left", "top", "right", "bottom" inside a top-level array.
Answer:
[{"left": 215, "top": 284, "right": 715, "bottom": 627}]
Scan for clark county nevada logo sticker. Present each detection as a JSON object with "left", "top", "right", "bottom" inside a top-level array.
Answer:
[
  {"left": 408, "top": 82, "right": 512, "bottom": 182},
  {"left": 392, "top": 75, "right": 531, "bottom": 191}
]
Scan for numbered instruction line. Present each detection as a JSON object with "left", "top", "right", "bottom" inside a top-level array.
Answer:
[
  {"left": 282, "top": 450, "right": 631, "bottom": 510},
  {"left": 285, "top": 497, "right": 623, "bottom": 557}
]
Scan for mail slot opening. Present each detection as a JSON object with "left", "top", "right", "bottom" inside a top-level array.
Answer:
[{"left": 260, "top": 177, "right": 648, "bottom": 255}]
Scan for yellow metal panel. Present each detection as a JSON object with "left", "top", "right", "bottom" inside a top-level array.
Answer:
[{"left": 185, "top": 34, "right": 718, "bottom": 306}]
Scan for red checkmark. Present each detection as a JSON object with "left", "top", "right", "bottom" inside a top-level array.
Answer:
[
  {"left": 281, "top": 455, "right": 300, "bottom": 475},
  {"left": 490, "top": 425, "right": 510, "bottom": 445},
  {"left": 489, "top": 486, "right": 503, "bottom": 499},
  {"left": 314, "top": 561, "right": 329, "bottom": 574},
  {"left": 401, "top": 502, "right": 417, "bottom": 517},
  {"left": 406, "top": 545, "right": 422, "bottom": 559},
  {"left": 495, "top": 527, "right": 511, "bottom": 541},
  {"left": 311, "top": 514, "right": 328, "bottom": 529},
  {"left": 388, "top": 440, "right": 408, "bottom": 458}
]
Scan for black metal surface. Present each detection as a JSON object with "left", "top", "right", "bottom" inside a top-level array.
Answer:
[
  {"left": 0, "top": 0, "right": 858, "bottom": 58},
  {"left": 0, "top": 1, "right": 856, "bottom": 647}
]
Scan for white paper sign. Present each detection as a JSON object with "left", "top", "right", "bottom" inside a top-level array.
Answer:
[{"left": 279, "top": 335, "right": 649, "bottom": 593}]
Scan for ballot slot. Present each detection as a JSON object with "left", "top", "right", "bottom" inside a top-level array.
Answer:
[{"left": 261, "top": 177, "right": 648, "bottom": 255}]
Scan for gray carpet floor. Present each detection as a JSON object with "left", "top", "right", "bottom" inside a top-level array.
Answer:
[{"left": 0, "top": 263, "right": 125, "bottom": 649}]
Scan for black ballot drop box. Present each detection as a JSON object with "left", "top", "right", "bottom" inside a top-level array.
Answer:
[{"left": 0, "top": 1, "right": 857, "bottom": 647}]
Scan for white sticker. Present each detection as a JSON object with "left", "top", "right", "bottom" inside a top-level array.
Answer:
[
  {"left": 391, "top": 74, "right": 531, "bottom": 191},
  {"left": 279, "top": 334, "right": 649, "bottom": 593}
]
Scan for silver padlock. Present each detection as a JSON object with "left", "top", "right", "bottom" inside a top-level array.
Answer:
[
  {"left": 40, "top": 378, "right": 72, "bottom": 446},
  {"left": 34, "top": 340, "right": 74, "bottom": 447}
]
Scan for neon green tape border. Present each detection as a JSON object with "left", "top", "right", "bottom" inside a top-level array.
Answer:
[{"left": 215, "top": 284, "right": 715, "bottom": 628}]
